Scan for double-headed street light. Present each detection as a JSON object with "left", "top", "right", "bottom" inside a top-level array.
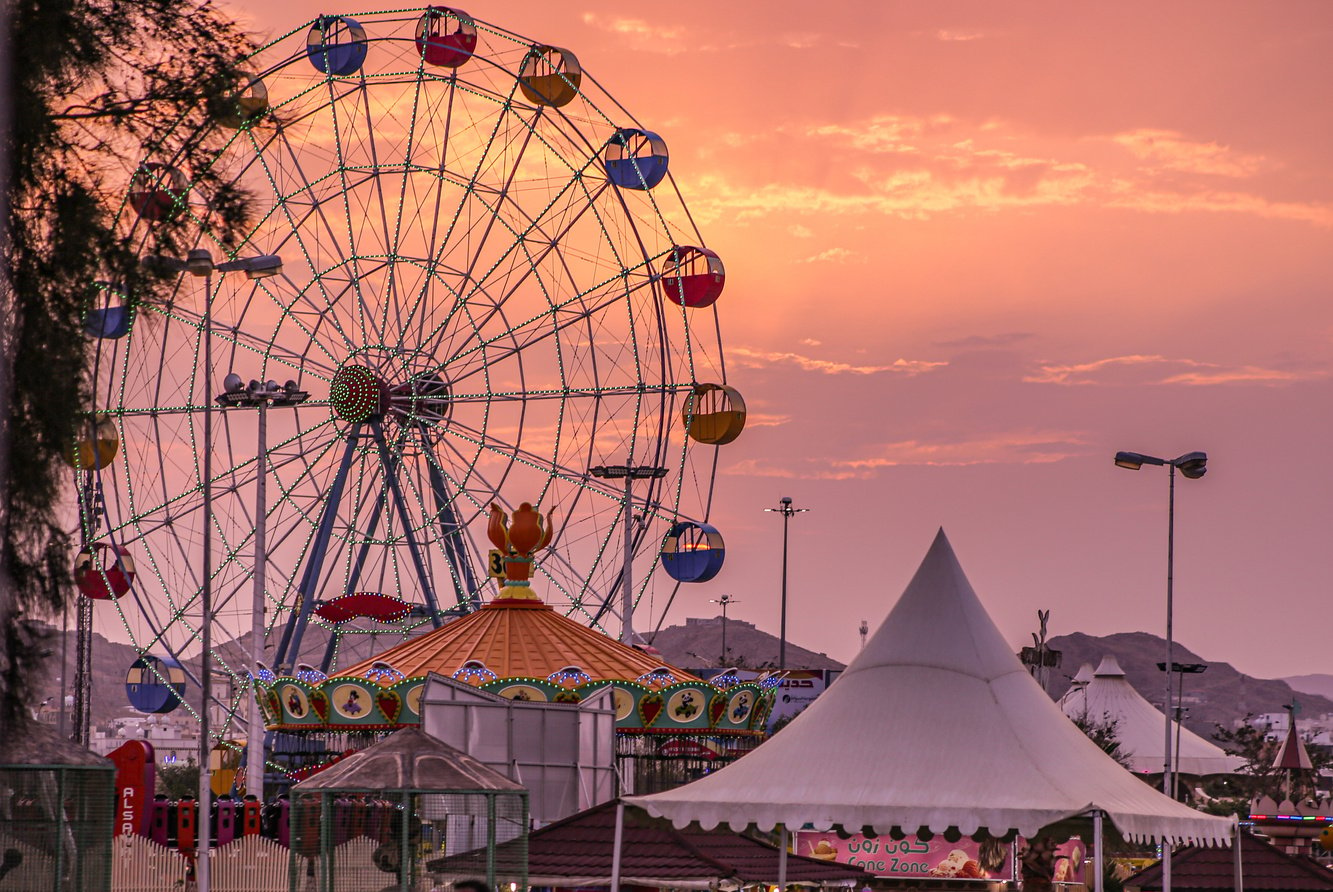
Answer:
[
  {"left": 1114, "top": 449, "right": 1207, "bottom": 892},
  {"left": 765, "top": 496, "right": 809, "bottom": 671},
  {"left": 590, "top": 464, "right": 667, "bottom": 644},
  {"left": 216, "top": 374, "right": 307, "bottom": 806},
  {"left": 1157, "top": 661, "right": 1207, "bottom": 799},
  {"left": 143, "top": 249, "right": 282, "bottom": 892}
]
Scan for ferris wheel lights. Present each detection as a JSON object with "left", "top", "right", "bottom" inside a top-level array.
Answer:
[{"left": 293, "top": 663, "right": 328, "bottom": 684}]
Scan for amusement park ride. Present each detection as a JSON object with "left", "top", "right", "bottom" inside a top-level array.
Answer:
[{"left": 73, "top": 6, "right": 759, "bottom": 801}]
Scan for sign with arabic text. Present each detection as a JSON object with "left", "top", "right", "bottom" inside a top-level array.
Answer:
[{"left": 795, "top": 832, "right": 1013, "bottom": 880}]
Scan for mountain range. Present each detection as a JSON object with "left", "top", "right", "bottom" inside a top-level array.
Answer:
[{"left": 1048, "top": 631, "right": 1331, "bottom": 738}]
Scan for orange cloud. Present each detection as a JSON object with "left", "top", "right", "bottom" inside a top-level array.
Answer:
[
  {"left": 1113, "top": 129, "right": 1266, "bottom": 178},
  {"left": 835, "top": 431, "right": 1089, "bottom": 470},
  {"left": 1025, "top": 354, "right": 1317, "bottom": 386},
  {"left": 729, "top": 346, "right": 946, "bottom": 376}
]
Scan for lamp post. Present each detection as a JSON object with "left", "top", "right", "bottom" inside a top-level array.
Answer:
[
  {"left": 143, "top": 249, "right": 282, "bottom": 892},
  {"left": 1157, "top": 661, "right": 1207, "bottom": 799},
  {"left": 590, "top": 463, "right": 667, "bottom": 644},
  {"left": 764, "top": 497, "right": 809, "bottom": 671},
  {"left": 1114, "top": 449, "right": 1207, "bottom": 892},
  {"left": 710, "top": 594, "right": 739, "bottom": 665},
  {"left": 216, "top": 374, "right": 306, "bottom": 805}
]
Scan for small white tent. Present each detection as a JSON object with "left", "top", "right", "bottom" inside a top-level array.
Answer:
[
  {"left": 1059, "top": 655, "right": 1243, "bottom": 777},
  {"left": 629, "top": 530, "right": 1234, "bottom": 847}
]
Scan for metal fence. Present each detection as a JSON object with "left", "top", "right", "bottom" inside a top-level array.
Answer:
[
  {"left": 0, "top": 765, "right": 115, "bottom": 891},
  {"left": 289, "top": 790, "right": 528, "bottom": 892}
]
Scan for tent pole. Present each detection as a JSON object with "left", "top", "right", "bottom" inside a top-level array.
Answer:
[
  {"left": 610, "top": 800, "right": 625, "bottom": 892},
  {"left": 1093, "top": 811, "right": 1104, "bottom": 892},
  {"left": 778, "top": 825, "right": 789, "bottom": 890},
  {"left": 1234, "top": 821, "right": 1243, "bottom": 892}
]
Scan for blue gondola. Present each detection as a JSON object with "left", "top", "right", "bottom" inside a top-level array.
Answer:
[
  {"left": 307, "top": 15, "right": 368, "bottom": 76},
  {"left": 85, "top": 287, "right": 132, "bottom": 339},
  {"left": 604, "top": 129, "right": 669, "bottom": 190},
  {"left": 127, "top": 654, "right": 187, "bottom": 714},
  {"left": 660, "top": 521, "right": 725, "bottom": 582}
]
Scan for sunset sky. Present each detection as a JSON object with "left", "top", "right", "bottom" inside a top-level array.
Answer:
[{"left": 226, "top": 1, "right": 1333, "bottom": 679}]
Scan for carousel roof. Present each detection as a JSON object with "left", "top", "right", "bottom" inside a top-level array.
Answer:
[{"left": 344, "top": 598, "right": 702, "bottom": 684}]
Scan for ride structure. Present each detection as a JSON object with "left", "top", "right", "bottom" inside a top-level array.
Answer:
[
  {"left": 257, "top": 502, "right": 775, "bottom": 792},
  {"left": 79, "top": 6, "right": 746, "bottom": 791}
]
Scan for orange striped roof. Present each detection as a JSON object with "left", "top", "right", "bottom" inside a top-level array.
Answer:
[{"left": 343, "top": 599, "right": 701, "bottom": 684}]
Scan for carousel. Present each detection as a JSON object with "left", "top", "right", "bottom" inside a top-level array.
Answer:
[{"left": 256, "top": 502, "right": 775, "bottom": 792}]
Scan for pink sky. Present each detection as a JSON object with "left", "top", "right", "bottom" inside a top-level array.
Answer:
[{"left": 224, "top": 1, "right": 1333, "bottom": 679}]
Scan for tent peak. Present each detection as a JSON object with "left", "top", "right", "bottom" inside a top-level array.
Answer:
[{"left": 1094, "top": 654, "right": 1126, "bottom": 677}]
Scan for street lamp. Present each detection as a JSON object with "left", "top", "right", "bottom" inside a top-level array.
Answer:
[
  {"left": 1115, "top": 448, "right": 1207, "bottom": 892},
  {"left": 764, "top": 496, "right": 809, "bottom": 671},
  {"left": 143, "top": 249, "right": 282, "bottom": 892},
  {"left": 710, "top": 594, "right": 740, "bottom": 665},
  {"left": 1157, "top": 661, "right": 1207, "bottom": 799},
  {"left": 589, "top": 463, "right": 667, "bottom": 644},
  {"left": 216, "top": 374, "right": 307, "bottom": 806}
]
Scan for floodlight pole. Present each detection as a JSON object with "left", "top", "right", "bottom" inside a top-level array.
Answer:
[
  {"left": 217, "top": 372, "right": 305, "bottom": 806},
  {"left": 250, "top": 398, "right": 265, "bottom": 802},
  {"left": 765, "top": 497, "right": 809, "bottom": 671},
  {"left": 590, "top": 464, "right": 667, "bottom": 644},
  {"left": 200, "top": 268, "right": 214, "bottom": 892}
]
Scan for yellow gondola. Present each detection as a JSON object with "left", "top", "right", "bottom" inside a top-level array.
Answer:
[
  {"left": 63, "top": 414, "right": 119, "bottom": 470},
  {"left": 518, "top": 45, "right": 582, "bottom": 108},
  {"left": 682, "top": 383, "right": 746, "bottom": 445}
]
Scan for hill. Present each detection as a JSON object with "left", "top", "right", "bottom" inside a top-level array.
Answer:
[
  {"left": 647, "top": 616, "right": 845, "bottom": 672},
  {"left": 1048, "top": 631, "right": 1330, "bottom": 738},
  {"left": 1284, "top": 674, "right": 1333, "bottom": 702}
]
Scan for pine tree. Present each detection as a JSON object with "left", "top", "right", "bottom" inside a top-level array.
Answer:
[{"left": 0, "top": 0, "right": 260, "bottom": 730}]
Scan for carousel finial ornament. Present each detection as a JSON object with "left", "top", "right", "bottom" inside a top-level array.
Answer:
[{"left": 487, "top": 501, "right": 555, "bottom": 601}]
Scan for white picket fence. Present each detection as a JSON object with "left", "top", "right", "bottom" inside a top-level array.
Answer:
[
  {"left": 110, "top": 834, "right": 187, "bottom": 891},
  {"left": 212, "top": 835, "right": 290, "bottom": 892},
  {"left": 110, "top": 833, "right": 291, "bottom": 892}
]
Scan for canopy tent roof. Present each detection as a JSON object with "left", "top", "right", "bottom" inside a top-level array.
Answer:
[
  {"left": 1125, "top": 831, "right": 1333, "bottom": 892},
  {"left": 629, "top": 530, "right": 1236, "bottom": 846},
  {"left": 1059, "top": 655, "right": 1244, "bottom": 777},
  {"left": 0, "top": 717, "right": 111, "bottom": 768},
  {"left": 428, "top": 799, "right": 872, "bottom": 889},
  {"left": 1273, "top": 721, "right": 1313, "bottom": 771},
  {"left": 292, "top": 727, "right": 523, "bottom": 793},
  {"left": 344, "top": 598, "right": 700, "bottom": 685}
]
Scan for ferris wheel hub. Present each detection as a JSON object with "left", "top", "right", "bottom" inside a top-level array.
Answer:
[{"left": 330, "top": 360, "right": 452, "bottom": 427}]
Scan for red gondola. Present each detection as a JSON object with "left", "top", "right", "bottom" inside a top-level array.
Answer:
[
  {"left": 416, "top": 7, "right": 477, "bottom": 68},
  {"left": 75, "top": 543, "right": 135, "bottom": 600},
  {"left": 128, "top": 163, "right": 187, "bottom": 222},
  {"left": 661, "top": 246, "right": 725, "bottom": 309}
]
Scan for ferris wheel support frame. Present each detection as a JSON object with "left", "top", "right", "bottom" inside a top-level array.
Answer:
[{"left": 273, "top": 415, "right": 469, "bottom": 674}]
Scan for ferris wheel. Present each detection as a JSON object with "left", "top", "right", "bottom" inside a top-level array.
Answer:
[{"left": 77, "top": 8, "right": 745, "bottom": 734}]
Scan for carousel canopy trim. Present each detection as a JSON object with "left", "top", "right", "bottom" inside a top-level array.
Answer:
[{"left": 629, "top": 529, "right": 1237, "bottom": 846}]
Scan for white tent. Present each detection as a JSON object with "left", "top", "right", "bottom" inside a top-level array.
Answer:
[
  {"left": 628, "top": 530, "right": 1235, "bottom": 848},
  {"left": 1059, "top": 655, "right": 1243, "bottom": 777}
]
